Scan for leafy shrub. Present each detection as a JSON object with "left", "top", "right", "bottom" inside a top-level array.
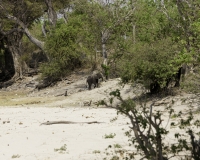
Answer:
[
  {"left": 40, "top": 18, "right": 85, "bottom": 80},
  {"left": 99, "top": 89, "right": 200, "bottom": 160},
  {"left": 104, "top": 133, "right": 116, "bottom": 139},
  {"left": 119, "top": 38, "right": 191, "bottom": 93}
]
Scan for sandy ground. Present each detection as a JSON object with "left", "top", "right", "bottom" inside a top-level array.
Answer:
[
  {"left": 0, "top": 75, "right": 200, "bottom": 160},
  {"left": 0, "top": 77, "right": 138, "bottom": 160},
  {"left": 0, "top": 107, "right": 133, "bottom": 160}
]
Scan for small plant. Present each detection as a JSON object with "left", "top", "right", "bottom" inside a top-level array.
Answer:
[
  {"left": 110, "top": 155, "right": 120, "bottom": 160},
  {"left": 93, "top": 150, "right": 101, "bottom": 154},
  {"left": 113, "top": 144, "right": 122, "bottom": 148},
  {"left": 11, "top": 155, "right": 20, "bottom": 158},
  {"left": 104, "top": 144, "right": 129, "bottom": 160},
  {"left": 54, "top": 144, "right": 67, "bottom": 153},
  {"left": 171, "top": 113, "right": 178, "bottom": 119},
  {"left": 110, "top": 116, "right": 118, "bottom": 122},
  {"left": 104, "top": 133, "right": 116, "bottom": 139}
]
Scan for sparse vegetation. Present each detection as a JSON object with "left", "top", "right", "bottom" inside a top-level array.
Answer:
[
  {"left": 113, "top": 144, "right": 122, "bottom": 149},
  {"left": 54, "top": 144, "right": 67, "bottom": 154},
  {"left": 104, "top": 144, "right": 134, "bottom": 160},
  {"left": 99, "top": 89, "right": 200, "bottom": 159},
  {"left": 93, "top": 150, "right": 101, "bottom": 154},
  {"left": 104, "top": 133, "right": 116, "bottom": 139},
  {"left": 0, "top": 90, "right": 65, "bottom": 106},
  {"left": 110, "top": 155, "right": 120, "bottom": 160},
  {"left": 11, "top": 155, "right": 20, "bottom": 158},
  {"left": 110, "top": 117, "right": 118, "bottom": 123}
]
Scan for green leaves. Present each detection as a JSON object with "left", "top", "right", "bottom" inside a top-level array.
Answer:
[
  {"left": 41, "top": 17, "right": 86, "bottom": 79},
  {"left": 120, "top": 37, "right": 183, "bottom": 92},
  {"left": 117, "top": 0, "right": 200, "bottom": 94}
]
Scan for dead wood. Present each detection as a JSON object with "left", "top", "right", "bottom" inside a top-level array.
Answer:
[{"left": 40, "top": 120, "right": 103, "bottom": 125}]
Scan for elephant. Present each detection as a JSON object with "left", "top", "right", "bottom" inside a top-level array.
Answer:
[{"left": 86, "top": 72, "right": 103, "bottom": 90}]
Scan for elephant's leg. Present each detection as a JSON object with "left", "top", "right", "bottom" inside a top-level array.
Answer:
[
  {"left": 88, "top": 83, "right": 92, "bottom": 90},
  {"left": 87, "top": 76, "right": 93, "bottom": 90},
  {"left": 95, "top": 79, "right": 99, "bottom": 88},
  {"left": 93, "top": 82, "right": 96, "bottom": 88},
  {"left": 87, "top": 80, "right": 91, "bottom": 90}
]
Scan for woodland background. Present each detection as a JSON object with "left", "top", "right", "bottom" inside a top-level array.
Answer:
[{"left": 0, "top": 0, "right": 199, "bottom": 93}]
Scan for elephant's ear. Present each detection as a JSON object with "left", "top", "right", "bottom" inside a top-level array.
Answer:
[{"left": 91, "top": 74, "right": 97, "bottom": 79}]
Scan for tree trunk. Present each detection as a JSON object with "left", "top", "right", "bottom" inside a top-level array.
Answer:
[
  {"left": 102, "top": 43, "right": 107, "bottom": 66},
  {"left": 10, "top": 48, "right": 22, "bottom": 79},
  {"left": 132, "top": 24, "right": 136, "bottom": 44},
  {"left": 101, "top": 31, "right": 110, "bottom": 79},
  {"left": 101, "top": 31, "right": 108, "bottom": 66},
  {"left": 3, "top": 31, "right": 24, "bottom": 81},
  {"left": 44, "top": 0, "right": 57, "bottom": 27},
  {"left": 41, "top": 21, "right": 47, "bottom": 37},
  {"left": 7, "top": 43, "right": 22, "bottom": 80},
  {"left": 0, "top": 37, "right": 22, "bottom": 87},
  {"left": 4, "top": 47, "right": 15, "bottom": 79}
]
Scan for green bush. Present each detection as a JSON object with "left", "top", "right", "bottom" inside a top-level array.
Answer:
[
  {"left": 40, "top": 18, "right": 85, "bottom": 80},
  {"left": 119, "top": 38, "right": 191, "bottom": 93}
]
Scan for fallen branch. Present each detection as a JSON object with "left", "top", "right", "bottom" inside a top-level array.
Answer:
[{"left": 40, "top": 120, "right": 103, "bottom": 125}]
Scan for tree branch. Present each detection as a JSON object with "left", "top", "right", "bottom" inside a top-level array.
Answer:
[{"left": 0, "top": 4, "right": 44, "bottom": 50}]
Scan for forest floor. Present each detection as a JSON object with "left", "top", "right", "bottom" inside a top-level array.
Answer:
[{"left": 0, "top": 69, "right": 200, "bottom": 160}]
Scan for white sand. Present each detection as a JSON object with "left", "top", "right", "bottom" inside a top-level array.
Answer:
[
  {"left": 0, "top": 77, "right": 199, "bottom": 160},
  {"left": 0, "top": 78, "right": 137, "bottom": 160},
  {"left": 0, "top": 106, "right": 134, "bottom": 160}
]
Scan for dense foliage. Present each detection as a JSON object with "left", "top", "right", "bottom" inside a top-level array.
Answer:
[
  {"left": 41, "top": 18, "right": 85, "bottom": 80},
  {"left": 118, "top": 0, "right": 197, "bottom": 92},
  {"left": 1, "top": 0, "right": 199, "bottom": 90}
]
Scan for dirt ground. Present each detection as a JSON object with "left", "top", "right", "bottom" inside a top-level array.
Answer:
[{"left": 0, "top": 71, "right": 200, "bottom": 160}]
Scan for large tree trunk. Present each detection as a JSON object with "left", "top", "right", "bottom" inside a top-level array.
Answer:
[
  {"left": 4, "top": 47, "right": 15, "bottom": 79},
  {"left": 8, "top": 46, "right": 22, "bottom": 79},
  {"left": 5, "top": 32, "right": 24, "bottom": 80},
  {"left": 0, "top": 37, "right": 22, "bottom": 88}
]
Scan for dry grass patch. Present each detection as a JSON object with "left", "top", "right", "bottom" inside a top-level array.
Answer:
[{"left": 0, "top": 90, "right": 65, "bottom": 106}]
